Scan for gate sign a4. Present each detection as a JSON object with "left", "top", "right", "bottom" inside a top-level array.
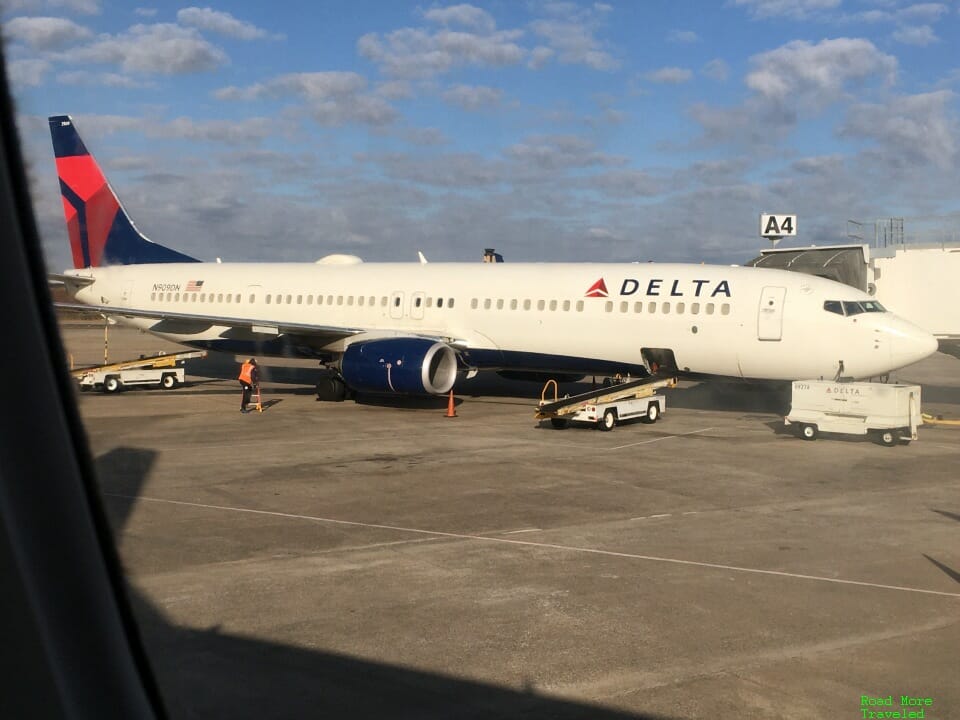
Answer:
[{"left": 760, "top": 213, "right": 797, "bottom": 237}]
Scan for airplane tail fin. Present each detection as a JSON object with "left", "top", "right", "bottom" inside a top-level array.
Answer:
[{"left": 48, "top": 115, "right": 199, "bottom": 268}]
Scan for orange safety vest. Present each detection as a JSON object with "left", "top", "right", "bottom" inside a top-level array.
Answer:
[{"left": 238, "top": 362, "right": 255, "bottom": 384}]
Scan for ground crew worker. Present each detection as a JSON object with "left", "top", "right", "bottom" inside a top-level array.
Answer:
[{"left": 238, "top": 358, "right": 259, "bottom": 413}]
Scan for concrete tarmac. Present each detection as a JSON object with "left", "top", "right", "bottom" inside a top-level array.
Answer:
[{"left": 59, "top": 322, "right": 960, "bottom": 719}]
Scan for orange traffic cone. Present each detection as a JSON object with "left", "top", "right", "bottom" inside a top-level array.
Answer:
[{"left": 445, "top": 389, "right": 457, "bottom": 418}]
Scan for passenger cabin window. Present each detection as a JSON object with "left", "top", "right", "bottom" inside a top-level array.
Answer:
[
  {"left": 721, "top": 303, "right": 730, "bottom": 315},
  {"left": 448, "top": 299, "right": 455, "bottom": 308},
  {"left": 471, "top": 298, "right": 478, "bottom": 309},
  {"left": 438, "top": 298, "right": 444, "bottom": 308},
  {"left": 576, "top": 300, "right": 584, "bottom": 312}
]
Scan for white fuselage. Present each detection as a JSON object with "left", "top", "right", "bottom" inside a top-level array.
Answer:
[{"left": 64, "top": 261, "right": 938, "bottom": 382}]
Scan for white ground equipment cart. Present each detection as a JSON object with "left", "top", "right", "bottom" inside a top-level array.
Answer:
[
  {"left": 73, "top": 350, "right": 207, "bottom": 393},
  {"left": 536, "top": 375, "right": 677, "bottom": 431},
  {"left": 785, "top": 380, "right": 921, "bottom": 446}
]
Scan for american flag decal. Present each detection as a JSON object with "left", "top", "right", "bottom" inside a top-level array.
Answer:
[{"left": 186, "top": 280, "right": 204, "bottom": 292}]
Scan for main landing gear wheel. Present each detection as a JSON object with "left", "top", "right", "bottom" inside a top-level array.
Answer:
[
  {"left": 599, "top": 409, "right": 617, "bottom": 431},
  {"left": 800, "top": 424, "right": 818, "bottom": 441},
  {"left": 316, "top": 375, "right": 347, "bottom": 402}
]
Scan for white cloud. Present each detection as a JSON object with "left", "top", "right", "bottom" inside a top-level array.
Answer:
[
  {"left": 646, "top": 66, "right": 693, "bottom": 84},
  {"left": 505, "top": 135, "right": 624, "bottom": 170},
  {"left": 527, "top": 46, "right": 553, "bottom": 70},
  {"left": 7, "top": 59, "right": 50, "bottom": 87},
  {"left": 442, "top": 84, "right": 502, "bottom": 111},
  {"left": 892, "top": 24, "right": 938, "bottom": 45},
  {"left": 4, "top": 0, "right": 100, "bottom": 15},
  {"left": 3, "top": 16, "right": 92, "bottom": 50},
  {"left": 358, "top": 27, "right": 524, "bottom": 78},
  {"left": 422, "top": 4, "right": 496, "bottom": 33},
  {"left": 56, "top": 69, "right": 152, "bottom": 88},
  {"left": 70, "top": 23, "right": 227, "bottom": 74},
  {"left": 216, "top": 72, "right": 397, "bottom": 126},
  {"left": 746, "top": 38, "right": 896, "bottom": 107},
  {"left": 851, "top": 3, "right": 949, "bottom": 24},
  {"left": 840, "top": 91, "right": 957, "bottom": 169},
  {"left": 733, "top": 0, "right": 840, "bottom": 20},
  {"left": 702, "top": 58, "right": 729, "bottom": 81},
  {"left": 134, "top": 8, "right": 157, "bottom": 18},
  {"left": 530, "top": 4, "right": 618, "bottom": 71},
  {"left": 176, "top": 7, "right": 278, "bottom": 40}
]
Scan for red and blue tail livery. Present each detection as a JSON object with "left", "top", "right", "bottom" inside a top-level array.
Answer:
[{"left": 49, "top": 115, "right": 198, "bottom": 268}]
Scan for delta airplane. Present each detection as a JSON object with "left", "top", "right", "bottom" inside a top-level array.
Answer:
[{"left": 48, "top": 115, "right": 938, "bottom": 399}]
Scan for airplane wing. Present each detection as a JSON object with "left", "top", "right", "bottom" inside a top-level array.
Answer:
[
  {"left": 48, "top": 273, "right": 95, "bottom": 286},
  {"left": 55, "top": 301, "right": 366, "bottom": 342},
  {"left": 54, "top": 301, "right": 467, "bottom": 349}
]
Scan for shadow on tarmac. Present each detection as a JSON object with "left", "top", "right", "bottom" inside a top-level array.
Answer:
[
  {"left": 94, "top": 447, "right": 670, "bottom": 720},
  {"left": 190, "top": 352, "right": 795, "bottom": 415}
]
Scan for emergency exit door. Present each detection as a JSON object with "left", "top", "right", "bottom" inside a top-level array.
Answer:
[{"left": 758, "top": 286, "right": 786, "bottom": 341}]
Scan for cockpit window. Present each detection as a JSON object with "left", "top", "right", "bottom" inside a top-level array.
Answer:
[
  {"left": 842, "top": 300, "right": 886, "bottom": 315},
  {"left": 825, "top": 300, "right": 887, "bottom": 316}
]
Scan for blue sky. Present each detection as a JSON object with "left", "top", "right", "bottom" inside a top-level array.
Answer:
[{"left": 4, "top": 0, "right": 960, "bottom": 270}]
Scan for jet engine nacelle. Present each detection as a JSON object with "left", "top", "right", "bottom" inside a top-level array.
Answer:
[{"left": 340, "top": 338, "right": 458, "bottom": 395}]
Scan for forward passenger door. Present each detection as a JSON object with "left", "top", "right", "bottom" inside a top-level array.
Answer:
[{"left": 758, "top": 286, "right": 786, "bottom": 341}]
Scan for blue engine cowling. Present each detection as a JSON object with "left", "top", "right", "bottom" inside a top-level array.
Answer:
[{"left": 340, "top": 338, "right": 458, "bottom": 395}]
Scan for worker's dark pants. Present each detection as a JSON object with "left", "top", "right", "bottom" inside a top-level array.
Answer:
[{"left": 239, "top": 381, "right": 252, "bottom": 409}]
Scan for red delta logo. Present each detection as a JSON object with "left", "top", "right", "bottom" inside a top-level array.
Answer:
[{"left": 585, "top": 278, "right": 608, "bottom": 297}]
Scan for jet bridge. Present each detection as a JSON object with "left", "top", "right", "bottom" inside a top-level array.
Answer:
[{"left": 746, "top": 244, "right": 870, "bottom": 292}]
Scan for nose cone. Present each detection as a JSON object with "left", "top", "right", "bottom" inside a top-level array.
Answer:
[{"left": 887, "top": 318, "right": 939, "bottom": 369}]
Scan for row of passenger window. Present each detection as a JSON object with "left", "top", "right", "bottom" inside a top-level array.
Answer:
[
  {"left": 149, "top": 292, "right": 457, "bottom": 308},
  {"left": 149, "top": 290, "right": 731, "bottom": 317},
  {"left": 469, "top": 297, "right": 731, "bottom": 316}
]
